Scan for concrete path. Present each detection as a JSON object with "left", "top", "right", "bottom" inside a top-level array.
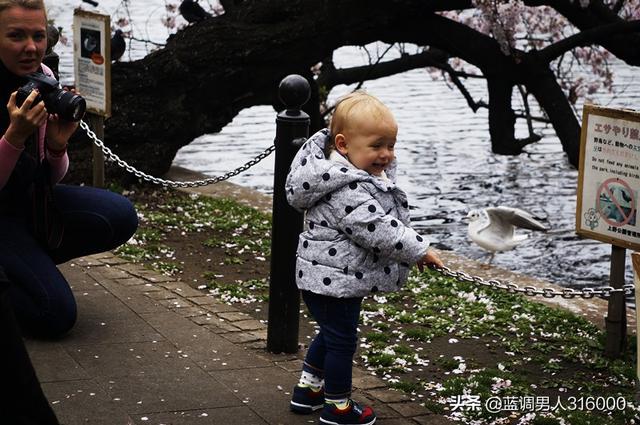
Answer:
[{"left": 27, "top": 252, "right": 450, "bottom": 425}]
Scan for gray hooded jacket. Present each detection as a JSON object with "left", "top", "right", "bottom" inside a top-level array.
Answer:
[{"left": 285, "top": 129, "right": 430, "bottom": 298}]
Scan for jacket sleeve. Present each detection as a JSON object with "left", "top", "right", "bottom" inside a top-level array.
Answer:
[
  {"left": 334, "top": 183, "right": 430, "bottom": 264},
  {"left": 46, "top": 151, "right": 69, "bottom": 184}
]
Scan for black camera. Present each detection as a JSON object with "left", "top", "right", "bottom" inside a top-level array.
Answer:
[{"left": 15, "top": 73, "right": 86, "bottom": 122}]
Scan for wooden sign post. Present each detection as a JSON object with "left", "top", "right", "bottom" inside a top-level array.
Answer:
[
  {"left": 73, "top": 10, "right": 112, "bottom": 188},
  {"left": 576, "top": 105, "right": 640, "bottom": 358},
  {"left": 632, "top": 252, "right": 640, "bottom": 392}
]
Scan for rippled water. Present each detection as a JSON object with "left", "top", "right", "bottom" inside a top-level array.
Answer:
[{"left": 48, "top": 1, "right": 638, "bottom": 288}]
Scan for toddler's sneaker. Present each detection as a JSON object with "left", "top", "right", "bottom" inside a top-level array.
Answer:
[
  {"left": 319, "top": 399, "right": 376, "bottom": 425},
  {"left": 290, "top": 385, "right": 325, "bottom": 414}
]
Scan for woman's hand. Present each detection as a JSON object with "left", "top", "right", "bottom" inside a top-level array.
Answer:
[
  {"left": 4, "top": 90, "right": 47, "bottom": 148},
  {"left": 46, "top": 113, "right": 79, "bottom": 149},
  {"left": 417, "top": 249, "right": 444, "bottom": 272},
  {"left": 45, "top": 86, "right": 80, "bottom": 150}
]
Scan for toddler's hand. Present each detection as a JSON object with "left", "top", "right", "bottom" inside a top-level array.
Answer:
[{"left": 417, "top": 250, "right": 444, "bottom": 272}]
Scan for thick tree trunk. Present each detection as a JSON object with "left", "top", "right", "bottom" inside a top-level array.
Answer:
[
  {"left": 486, "top": 78, "right": 519, "bottom": 156},
  {"left": 522, "top": 52, "right": 581, "bottom": 167}
]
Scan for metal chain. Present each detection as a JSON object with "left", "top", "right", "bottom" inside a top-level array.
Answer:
[
  {"left": 436, "top": 266, "right": 635, "bottom": 299},
  {"left": 79, "top": 123, "right": 636, "bottom": 300},
  {"left": 79, "top": 120, "right": 275, "bottom": 188}
]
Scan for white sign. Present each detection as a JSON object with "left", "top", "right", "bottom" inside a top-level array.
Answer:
[
  {"left": 576, "top": 104, "right": 640, "bottom": 251},
  {"left": 73, "top": 9, "right": 111, "bottom": 117}
]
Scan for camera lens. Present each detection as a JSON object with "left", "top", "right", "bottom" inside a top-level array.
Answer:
[{"left": 46, "top": 89, "right": 86, "bottom": 121}]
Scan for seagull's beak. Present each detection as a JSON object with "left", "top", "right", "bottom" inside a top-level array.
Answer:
[{"left": 461, "top": 215, "right": 470, "bottom": 223}]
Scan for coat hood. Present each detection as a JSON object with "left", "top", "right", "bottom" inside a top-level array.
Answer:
[{"left": 286, "top": 129, "right": 399, "bottom": 211}]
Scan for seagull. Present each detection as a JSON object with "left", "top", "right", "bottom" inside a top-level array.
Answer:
[
  {"left": 465, "top": 206, "right": 549, "bottom": 263},
  {"left": 111, "top": 30, "right": 126, "bottom": 62},
  {"left": 179, "top": 0, "right": 211, "bottom": 24}
]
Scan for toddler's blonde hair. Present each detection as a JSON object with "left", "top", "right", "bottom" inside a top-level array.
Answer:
[{"left": 326, "top": 91, "right": 394, "bottom": 155}]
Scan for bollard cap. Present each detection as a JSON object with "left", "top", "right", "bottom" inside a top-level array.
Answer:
[{"left": 278, "top": 75, "right": 310, "bottom": 112}]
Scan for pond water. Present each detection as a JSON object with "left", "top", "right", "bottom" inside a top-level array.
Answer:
[{"left": 48, "top": 1, "right": 639, "bottom": 290}]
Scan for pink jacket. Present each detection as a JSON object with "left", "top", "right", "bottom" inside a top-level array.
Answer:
[{"left": 0, "top": 63, "right": 69, "bottom": 190}]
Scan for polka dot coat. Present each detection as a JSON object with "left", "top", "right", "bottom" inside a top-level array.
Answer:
[{"left": 285, "top": 129, "right": 430, "bottom": 298}]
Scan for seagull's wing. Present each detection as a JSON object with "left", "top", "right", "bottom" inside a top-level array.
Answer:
[
  {"left": 481, "top": 208, "right": 514, "bottom": 240},
  {"left": 488, "top": 206, "right": 548, "bottom": 231}
]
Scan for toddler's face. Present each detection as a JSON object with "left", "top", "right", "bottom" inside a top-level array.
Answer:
[{"left": 335, "top": 114, "right": 397, "bottom": 176}]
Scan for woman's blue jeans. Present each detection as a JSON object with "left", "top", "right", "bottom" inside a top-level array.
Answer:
[
  {"left": 301, "top": 290, "right": 363, "bottom": 399},
  {"left": 0, "top": 185, "right": 138, "bottom": 337}
]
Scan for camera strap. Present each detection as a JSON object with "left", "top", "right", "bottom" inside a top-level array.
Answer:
[{"left": 28, "top": 132, "right": 64, "bottom": 251}]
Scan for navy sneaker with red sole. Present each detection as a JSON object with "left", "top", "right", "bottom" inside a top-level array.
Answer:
[
  {"left": 319, "top": 399, "right": 376, "bottom": 425},
  {"left": 290, "top": 385, "right": 325, "bottom": 414}
]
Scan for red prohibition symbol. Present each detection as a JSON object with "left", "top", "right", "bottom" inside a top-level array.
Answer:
[{"left": 596, "top": 177, "right": 636, "bottom": 227}]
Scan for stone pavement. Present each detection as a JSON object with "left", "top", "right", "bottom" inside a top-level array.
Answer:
[{"left": 26, "top": 252, "right": 451, "bottom": 425}]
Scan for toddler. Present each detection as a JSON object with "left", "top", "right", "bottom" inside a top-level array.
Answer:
[{"left": 286, "top": 91, "right": 443, "bottom": 425}]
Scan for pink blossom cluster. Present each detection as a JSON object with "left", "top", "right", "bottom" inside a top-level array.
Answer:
[{"left": 438, "top": 0, "right": 638, "bottom": 102}]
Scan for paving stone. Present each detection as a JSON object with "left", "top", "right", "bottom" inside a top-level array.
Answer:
[
  {"left": 74, "top": 287, "right": 137, "bottom": 320},
  {"left": 42, "top": 379, "right": 133, "bottom": 425},
  {"left": 234, "top": 319, "right": 266, "bottom": 331},
  {"left": 189, "top": 295, "right": 224, "bottom": 306},
  {"left": 116, "top": 277, "right": 149, "bottom": 287},
  {"left": 24, "top": 340, "right": 90, "bottom": 382},
  {"left": 244, "top": 340, "right": 269, "bottom": 350},
  {"left": 98, "top": 280, "right": 167, "bottom": 314},
  {"left": 134, "top": 282, "right": 165, "bottom": 292},
  {"left": 191, "top": 314, "right": 225, "bottom": 326},
  {"left": 119, "top": 266, "right": 176, "bottom": 283},
  {"left": 210, "top": 366, "right": 311, "bottom": 425},
  {"left": 203, "top": 301, "right": 239, "bottom": 313},
  {"left": 159, "top": 281, "right": 206, "bottom": 297},
  {"left": 140, "top": 310, "right": 272, "bottom": 370},
  {"left": 66, "top": 341, "right": 188, "bottom": 379},
  {"left": 65, "top": 315, "right": 164, "bottom": 346},
  {"left": 222, "top": 331, "right": 264, "bottom": 344},
  {"left": 412, "top": 415, "right": 457, "bottom": 424},
  {"left": 98, "top": 256, "right": 128, "bottom": 266},
  {"left": 367, "top": 388, "right": 411, "bottom": 403},
  {"left": 387, "top": 401, "right": 431, "bottom": 417},
  {"left": 249, "top": 329, "right": 268, "bottom": 340},
  {"left": 175, "top": 306, "right": 209, "bottom": 318},
  {"left": 203, "top": 320, "right": 243, "bottom": 333},
  {"left": 352, "top": 368, "right": 387, "bottom": 390},
  {"left": 218, "top": 311, "right": 252, "bottom": 322},
  {"left": 159, "top": 298, "right": 198, "bottom": 310},
  {"left": 375, "top": 418, "right": 416, "bottom": 425},
  {"left": 275, "top": 359, "right": 304, "bottom": 373},
  {"left": 103, "top": 365, "right": 240, "bottom": 414},
  {"left": 130, "top": 406, "right": 268, "bottom": 425},
  {"left": 86, "top": 265, "right": 131, "bottom": 280},
  {"left": 145, "top": 289, "right": 178, "bottom": 300}
]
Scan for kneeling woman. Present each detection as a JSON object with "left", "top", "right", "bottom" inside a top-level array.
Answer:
[{"left": 0, "top": 0, "right": 138, "bottom": 337}]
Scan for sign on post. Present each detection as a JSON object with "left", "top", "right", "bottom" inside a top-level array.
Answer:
[
  {"left": 73, "top": 9, "right": 111, "bottom": 187},
  {"left": 576, "top": 105, "right": 640, "bottom": 251},
  {"left": 73, "top": 9, "right": 111, "bottom": 117},
  {"left": 577, "top": 104, "right": 640, "bottom": 358}
]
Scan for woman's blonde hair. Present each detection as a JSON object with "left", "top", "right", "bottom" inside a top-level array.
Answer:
[
  {"left": 0, "top": 0, "right": 46, "bottom": 16},
  {"left": 326, "top": 91, "right": 393, "bottom": 155}
]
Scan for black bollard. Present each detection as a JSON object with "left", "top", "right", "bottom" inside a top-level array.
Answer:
[{"left": 267, "top": 75, "right": 310, "bottom": 354}]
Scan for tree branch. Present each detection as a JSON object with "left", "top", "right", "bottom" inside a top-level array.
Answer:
[{"left": 539, "top": 19, "right": 640, "bottom": 63}]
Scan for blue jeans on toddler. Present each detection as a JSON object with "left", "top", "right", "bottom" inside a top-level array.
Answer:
[
  {"left": 301, "top": 290, "right": 363, "bottom": 399},
  {"left": 0, "top": 185, "right": 138, "bottom": 337}
]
